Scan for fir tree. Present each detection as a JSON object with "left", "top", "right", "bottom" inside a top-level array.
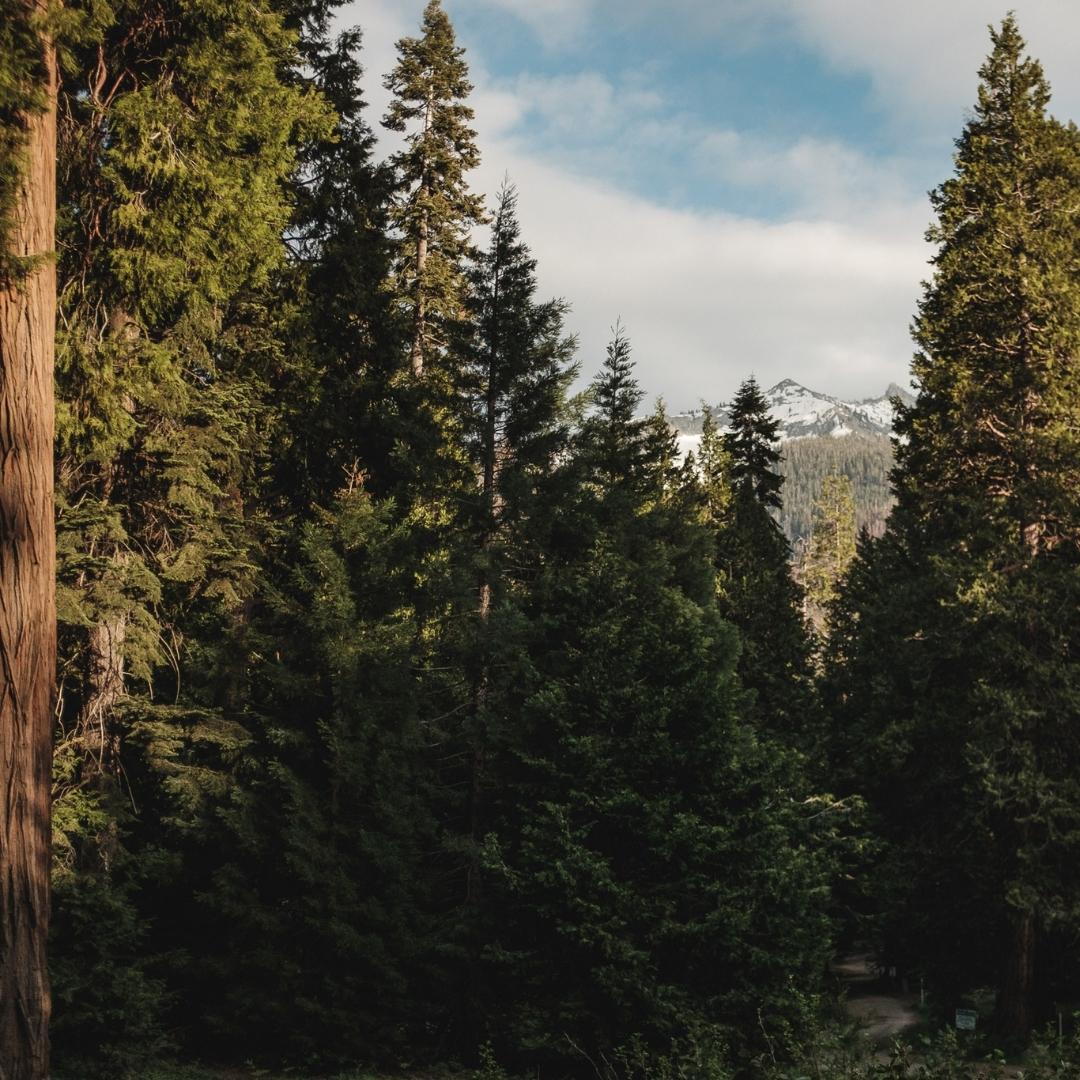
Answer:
[
  {"left": 714, "top": 377, "right": 816, "bottom": 747},
  {"left": 460, "top": 181, "right": 578, "bottom": 611},
  {"left": 723, "top": 375, "right": 782, "bottom": 508},
  {"left": 831, "top": 17, "right": 1080, "bottom": 1041},
  {"left": 478, "top": 333, "right": 834, "bottom": 1071},
  {"left": 383, "top": 0, "right": 484, "bottom": 378},
  {"left": 197, "top": 487, "right": 436, "bottom": 1067},
  {"left": 800, "top": 472, "right": 857, "bottom": 635},
  {"left": 431, "top": 182, "right": 579, "bottom": 1047},
  {"left": 695, "top": 405, "right": 733, "bottom": 532},
  {"left": 271, "top": 20, "right": 399, "bottom": 509}
]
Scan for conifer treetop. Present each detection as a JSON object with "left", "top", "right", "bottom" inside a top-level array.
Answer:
[
  {"left": 900, "top": 14, "right": 1080, "bottom": 551},
  {"left": 382, "top": 0, "right": 484, "bottom": 376},
  {"left": 724, "top": 376, "right": 783, "bottom": 509},
  {"left": 593, "top": 322, "right": 643, "bottom": 429}
]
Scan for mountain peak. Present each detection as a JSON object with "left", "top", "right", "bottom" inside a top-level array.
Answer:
[
  {"left": 768, "top": 378, "right": 810, "bottom": 394},
  {"left": 669, "top": 377, "right": 904, "bottom": 443}
]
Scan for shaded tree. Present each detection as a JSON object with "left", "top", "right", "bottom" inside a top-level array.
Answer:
[{"left": 715, "top": 377, "right": 816, "bottom": 748}]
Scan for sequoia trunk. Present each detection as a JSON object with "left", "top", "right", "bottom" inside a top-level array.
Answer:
[
  {"left": 0, "top": 4, "right": 58, "bottom": 1077},
  {"left": 994, "top": 908, "right": 1035, "bottom": 1042}
]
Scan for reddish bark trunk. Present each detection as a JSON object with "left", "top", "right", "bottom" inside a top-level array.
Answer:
[
  {"left": 0, "top": 5, "right": 58, "bottom": 1077},
  {"left": 995, "top": 909, "right": 1035, "bottom": 1043}
]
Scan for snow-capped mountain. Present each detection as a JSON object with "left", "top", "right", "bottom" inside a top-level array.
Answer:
[{"left": 669, "top": 379, "right": 914, "bottom": 456}]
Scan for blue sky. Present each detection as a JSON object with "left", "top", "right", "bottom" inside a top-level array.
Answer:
[{"left": 343, "top": 0, "right": 1080, "bottom": 409}]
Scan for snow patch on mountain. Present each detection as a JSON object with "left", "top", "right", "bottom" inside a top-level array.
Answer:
[{"left": 668, "top": 379, "right": 914, "bottom": 456}]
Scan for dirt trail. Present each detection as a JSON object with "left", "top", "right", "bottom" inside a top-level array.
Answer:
[
  {"left": 833, "top": 956, "right": 1024, "bottom": 1077},
  {"left": 833, "top": 954, "right": 921, "bottom": 1045}
]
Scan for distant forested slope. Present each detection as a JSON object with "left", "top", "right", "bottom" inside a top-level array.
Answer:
[{"left": 778, "top": 435, "right": 894, "bottom": 547}]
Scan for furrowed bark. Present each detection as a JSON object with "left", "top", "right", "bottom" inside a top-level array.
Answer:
[{"left": 0, "top": 4, "right": 58, "bottom": 1077}]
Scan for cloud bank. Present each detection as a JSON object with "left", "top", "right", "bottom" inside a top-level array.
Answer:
[{"left": 340, "top": 0, "right": 1080, "bottom": 405}]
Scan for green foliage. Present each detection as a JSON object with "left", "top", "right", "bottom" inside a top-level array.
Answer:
[
  {"left": 474, "top": 333, "right": 835, "bottom": 1073},
  {"left": 799, "top": 473, "right": 857, "bottom": 636},
  {"left": 459, "top": 180, "right": 578, "bottom": 552},
  {"left": 42, "top": 2, "right": 852, "bottom": 1076},
  {"left": 711, "top": 379, "right": 818, "bottom": 751},
  {"left": 0, "top": 0, "right": 50, "bottom": 281},
  {"left": 196, "top": 487, "right": 436, "bottom": 1068},
  {"left": 723, "top": 376, "right": 783, "bottom": 509},
  {"left": 49, "top": 0, "right": 339, "bottom": 1073},
  {"left": 383, "top": 0, "right": 485, "bottom": 374},
  {"left": 50, "top": 860, "right": 171, "bottom": 1079},
  {"left": 824, "top": 15, "right": 1080, "bottom": 1040},
  {"left": 778, "top": 435, "right": 894, "bottom": 547}
]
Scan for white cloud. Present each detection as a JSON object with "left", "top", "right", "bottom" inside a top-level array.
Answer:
[
  {"left": 342, "top": 0, "right": 932, "bottom": 404},
  {"left": 459, "top": 0, "right": 592, "bottom": 47},
  {"left": 695, "top": 130, "right": 922, "bottom": 226},
  {"left": 506, "top": 72, "right": 664, "bottom": 136},
  {"left": 473, "top": 143, "right": 927, "bottom": 406},
  {"left": 597, "top": 0, "right": 1080, "bottom": 131},
  {"left": 778, "top": 0, "right": 1080, "bottom": 129}
]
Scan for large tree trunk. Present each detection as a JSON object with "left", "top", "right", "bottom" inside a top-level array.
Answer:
[
  {"left": 994, "top": 908, "right": 1035, "bottom": 1042},
  {"left": 0, "top": 5, "right": 58, "bottom": 1077},
  {"left": 79, "top": 615, "right": 126, "bottom": 778}
]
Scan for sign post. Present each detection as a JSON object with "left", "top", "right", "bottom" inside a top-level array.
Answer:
[{"left": 955, "top": 1009, "right": 977, "bottom": 1031}]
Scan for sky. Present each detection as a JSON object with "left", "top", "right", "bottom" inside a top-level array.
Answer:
[{"left": 340, "top": 0, "right": 1080, "bottom": 411}]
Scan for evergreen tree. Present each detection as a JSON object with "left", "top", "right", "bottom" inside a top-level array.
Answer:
[
  {"left": 478, "top": 333, "right": 834, "bottom": 1071},
  {"left": 54, "top": 0, "right": 330, "bottom": 791},
  {"left": 49, "top": 2, "right": 332, "bottom": 1068},
  {"left": 829, "top": 17, "right": 1080, "bottom": 1041},
  {"left": 459, "top": 181, "right": 578, "bottom": 611},
  {"left": 271, "top": 18, "right": 399, "bottom": 509},
  {"left": 378, "top": 0, "right": 479, "bottom": 615},
  {"left": 196, "top": 486, "right": 436, "bottom": 1068},
  {"left": 432, "top": 181, "right": 579, "bottom": 1048},
  {"left": 800, "top": 472, "right": 857, "bottom": 635},
  {"left": 694, "top": 405, "right": 733, "bottom": 532},
  {"left": 723, "top": 376, "right": 782, "bottom": 508},
  {"left": 715, "top": 377, "right": 816, "bottom": 747},
  {"left": 383, "top": 0, "right": 484, "bottom": 378}
]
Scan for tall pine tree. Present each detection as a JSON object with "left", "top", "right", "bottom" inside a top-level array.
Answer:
[
  {"left": 715, "top": 377, "right": 817, "bottom": 748},
  {"left": 383, "top": 0, "right": 484, "bottom": 379},
  {"left": 829, "top": 17, "right": 1080, "bottom": 1041}
]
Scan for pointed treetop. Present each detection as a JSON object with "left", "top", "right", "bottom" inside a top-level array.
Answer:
[
  {"left": 383, "top": 0, "right": 475, "bottom": 134},
  {"left": 592, "top": 322, "right": 643, "bottom": 429},
  {"left": 973, "top": 14, "right": 1050, "bottom": 128},
  {"left": 723, "top": 376, "right": 783, "bottom": 509},
  {"left": 382, "top": 0, "right": 484, "bottom": 375}
]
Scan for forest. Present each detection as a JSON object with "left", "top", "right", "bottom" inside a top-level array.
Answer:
[
  {"left": 2, "top": 3, "right": 1080, "bottom": 1079},
  {"left": 779, "top": 436, "right": 894, "bottom": 549}
]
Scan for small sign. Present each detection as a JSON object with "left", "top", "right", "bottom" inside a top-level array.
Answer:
[{"left": 955, "top": 1009, "right": 977, "bottom": 1031}]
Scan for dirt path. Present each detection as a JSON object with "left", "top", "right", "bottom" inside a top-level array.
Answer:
[
  {"left": 832, "top": 953, "right": 921, "bottom": 1046},
  {"left": 832, "top": 956, "right": 1024, "bottom": 1077}
]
